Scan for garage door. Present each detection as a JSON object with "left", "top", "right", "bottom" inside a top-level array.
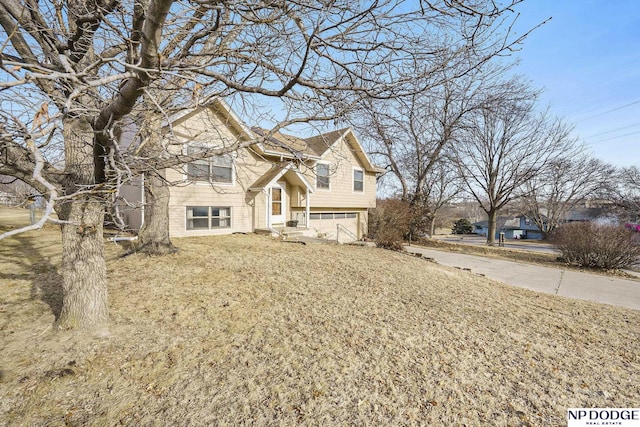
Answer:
[{"left": 309, "top": 212, "right": 359, "bottom": 241}]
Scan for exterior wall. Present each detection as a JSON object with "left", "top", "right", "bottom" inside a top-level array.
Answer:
[
  {"left": 473, "top": 217, "right": 544, "bottom": 240},
  {"left": 168, "top": 184, "right": 256, "bottom": 237},
  {"left": 304, "top": 136, "right": 376, "bottom": 210},
  {"left": 473, "top": 225, "right": 488, "bottom": 236},
  {"left": 163, "top": 107, "right": 270, "bottom": 238},
  {"left": 523, "top": 230, "right": 543, "bottom": 240},
  {"left": 117, "top": 175, "right": 144, "bottom": 232},
  {"left": 253, "top": 189, "right": 268, "bottom": 230}
]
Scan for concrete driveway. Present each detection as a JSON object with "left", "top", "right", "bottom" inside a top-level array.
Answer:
[{"left": 405, "top": 245, "right": 640, "bottom": 311}]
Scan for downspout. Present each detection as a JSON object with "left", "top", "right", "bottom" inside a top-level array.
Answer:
[
  {"left": 264, "top": 188, "right": 271, "bottom": 229},
  {"left": 264, "top": 188, "right": 281, "bottom": 236},
  {"left": 305, "top": 188, "right": 310, "bottom": 229},
  {"left": 140, "top": 173, "right": 145, "bottom": 229}
]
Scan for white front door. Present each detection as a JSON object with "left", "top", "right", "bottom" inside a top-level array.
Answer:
[{"left": 270, "top": 182, "right": 286, "bottom": 225}]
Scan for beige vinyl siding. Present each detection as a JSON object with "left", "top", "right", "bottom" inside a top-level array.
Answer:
[
  {"left": 124, "top": 105, "right": 378, "bottom": 238},
  {"left": 163, "top": 108, "right": 272, "bottom": 237},
  {"left": 305, "top": 136, "right": 376, "bottom": 209},
  {"left": 253, "top": 189, "right": 268, "bottom": 229},
  {"left": 168, "top": 184, "right": 254, "bottom": 237}
]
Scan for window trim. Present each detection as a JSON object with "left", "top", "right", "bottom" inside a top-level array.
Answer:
[
  {"left": 316, "top": 162, "right": 331, "bottom": 191},
  {"left": 186, "top": 206, "right": 232, "bottom": 231},
  {"left": 353, "top": 167, "right": 364, "bottom": 193},
  {"left": 184, "top": 145, "right": 235, "bottom": 186}
]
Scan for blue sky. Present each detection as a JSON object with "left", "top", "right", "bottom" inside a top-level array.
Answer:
[{"left": 511, "top": 0, "right": 640, "bottom": 167}]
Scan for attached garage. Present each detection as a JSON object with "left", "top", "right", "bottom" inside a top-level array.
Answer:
[{"left": 308, "top": 211, "right": 365, "bottom": 242}]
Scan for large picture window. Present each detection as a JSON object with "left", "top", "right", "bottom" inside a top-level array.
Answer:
[
  {"left": 186, "top": 206, "right": 231, "bottom": 230},
  {"left": 186, "top": 146, "right": 233, "bottom": 183},
  {"left": 316, "top": 163, "right": 330, "bottom": 189},
  {"left": 353, "top": 169, "right": 364, "bottom": 192}
]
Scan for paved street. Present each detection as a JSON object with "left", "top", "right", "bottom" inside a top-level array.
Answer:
[{"left": 432, "top": 234, "right": 559, "bottom": 254}]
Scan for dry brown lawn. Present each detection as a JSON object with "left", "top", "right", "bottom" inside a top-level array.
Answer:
[{"left": 1, "top": 208, "right": 639, "bottom": 426}]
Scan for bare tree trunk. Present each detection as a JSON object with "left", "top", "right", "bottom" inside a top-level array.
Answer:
[
  {"left": 486, "top": 209, "right": 498, "bottom": 246},
  {"left": 57, "top": 198, "right": 109, "bottom": 331},
  {"left": 429, "top": 216, "right": 437, "bottom": 238},
  {"left": 136, "top": 109, "right": 178, "bottom": 255},
  {"left": 137, "top": 171, "right": 178, "bottom": 254},
  {"left": 56, "top": 118, "right": 109, "bottom": 332}
]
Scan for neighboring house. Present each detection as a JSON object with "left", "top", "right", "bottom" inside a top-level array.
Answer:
[
  {"left": 472, "top": 215, "right": 544, "bottom": 240},
  {"left": 471, "top": 207, "right": 619, "bottom": 240},
  {"left": 563, "top": 207, "right": 616, "bottom": 225},
  {"left": 119, "top": 99, "right": 381, "bottom": 242}
]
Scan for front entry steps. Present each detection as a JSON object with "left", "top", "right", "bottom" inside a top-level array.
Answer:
[{"left": 254, "top": 226, "right": 317, "bottom": 239}]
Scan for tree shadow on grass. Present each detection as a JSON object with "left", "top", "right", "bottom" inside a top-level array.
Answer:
[{"left": 0, "top": 233, "right": 63, "bottom": 320}]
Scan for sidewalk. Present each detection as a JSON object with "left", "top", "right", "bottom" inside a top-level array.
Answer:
[{"left": 405, "top": 245, "right": 640, "bottom": 311}]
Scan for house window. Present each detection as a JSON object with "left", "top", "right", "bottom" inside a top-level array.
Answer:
[
  {"left": 353, "top": 169, "right": 364, "bottom": 192},
  {"left": 186, "top": 206, "right": 231, "bottom": 230},
  {"left": 186, "top": 146, "right": 233, "bottom": 184},
  {"left": 316, "top": 163, "right": 330, "bottom": 189}
]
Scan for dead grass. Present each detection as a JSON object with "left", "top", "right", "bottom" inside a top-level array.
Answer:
[{"left": 1, "top": 209, "right": 639, "bottom": 426}]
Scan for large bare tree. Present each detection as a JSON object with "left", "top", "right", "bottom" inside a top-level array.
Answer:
[
  {"left": 353, "top": 63, "right": 512, "bottom": 204},
  {"left": 451, "top": 78, "right": 575, "bottom": 245},
  {"left": 352, "top": 62, "right": 520, "bottom": 238},
  {"left": 614, "top": 166, "right": 640, "bottom": 223},
  {"left": 0, "top": 0, "right": 532, "bottom": 331},
  {"left": 520, "top": 154, "right": 614, "bottom": 238},
  {"left": 418, "top": 161, "right": 462, "bottom": 236}
]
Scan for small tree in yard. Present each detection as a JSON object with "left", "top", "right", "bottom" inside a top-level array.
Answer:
[
  {"left": 452, "top": 218, "right": 473, "bottom": 234},
  {"left": 552, "top": 222, "right": 640, "bottom": 270},
  {"left": 368, "top": 199, "right": 412, "bottom": 251}
]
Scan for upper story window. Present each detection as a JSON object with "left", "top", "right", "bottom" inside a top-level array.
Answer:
[
  {"left": 186, "top": 146, "right": 233, "bottom": 184},
  {"left": 316, "top": 163, "right": 330, "bottom": 190},
  {"left": 353, "top": 169, "right": 364, "bottom": 192}
]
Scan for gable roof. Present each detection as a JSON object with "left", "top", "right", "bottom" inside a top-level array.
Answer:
[
  {"left": 473, "top": 215, "right": 525, "bottom": 230},
  {"left": 564, "top": 207, "right": 607, "bottom": 221},
  {"left": 331, "top": 128, "right": 381, "bottom": 173},
  {"left": 252, "top": 126, "right": 380, "bottom": 173},
  {"left": 303, "top": 128, "right": 350, "bottom": 157},
  {"left": 165, "top": 98, "right": 255, "bottom": 142},
  {"left": 248, "top": 163, "right": 314, "bottom": 192},
  {"left": 251, "top": 127, "right": 318, "bottom": 160},
  {"left": 163, "top": 100, "right": 381, "bottom": 173}
]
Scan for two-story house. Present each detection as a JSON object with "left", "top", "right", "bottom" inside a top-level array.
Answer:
[{"left": 119, "top": 99, "right": 381, "bottom": 242}]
